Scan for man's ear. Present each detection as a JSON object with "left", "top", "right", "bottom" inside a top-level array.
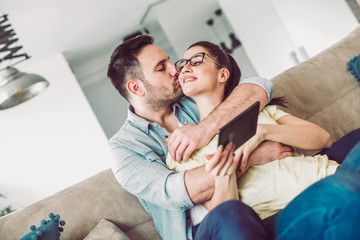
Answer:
[
  {"left": 219, "top": 68, "right": 230, "bottom": 83},
  {"left": 127, "top": 79, "right": 145, "bottom": 97}
]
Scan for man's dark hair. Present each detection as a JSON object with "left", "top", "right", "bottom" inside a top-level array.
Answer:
[{"left": 107, "top": 35, "right": 154, "bottom": 101}]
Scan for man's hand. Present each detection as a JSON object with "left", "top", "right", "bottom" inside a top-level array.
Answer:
[
  {"left": 247, "top": 140, "right": 294, "bottom": 167},
  {"left": 167, "top": 123, "right": 213, "bottom": 162},
  {"left": 234, "top": 140, "right": 294, "bottom": 177}
]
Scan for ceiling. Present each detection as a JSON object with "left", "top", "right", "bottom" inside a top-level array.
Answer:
[{"left": 0, "top": 0, "right": 161, "bottom": 70}]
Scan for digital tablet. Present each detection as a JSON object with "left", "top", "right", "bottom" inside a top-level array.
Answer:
[{"left": 217, "top": 101, "right": 259, "bottom": 149}]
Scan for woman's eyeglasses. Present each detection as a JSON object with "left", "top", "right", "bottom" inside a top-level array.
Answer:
[{"left": 174, "top": 52, "right": 224, "bottom": 73}]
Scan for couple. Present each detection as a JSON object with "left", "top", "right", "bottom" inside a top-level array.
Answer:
[{"left": 107, "top": 35, "right": 360, "bottom": 239}]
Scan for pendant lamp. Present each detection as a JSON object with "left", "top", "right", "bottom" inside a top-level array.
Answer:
[
  {"left": 0, "top": 14, "right": 50, "bottom": 110},
  {"left": 0, "top": 67, "right": 49, "bottom": 110}
]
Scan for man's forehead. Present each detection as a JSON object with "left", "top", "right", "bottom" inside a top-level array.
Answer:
[{"left": 138, "top": 44, "right": 168, "bottom": 68}]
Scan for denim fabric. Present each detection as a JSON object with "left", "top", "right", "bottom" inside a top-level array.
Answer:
[
  {"left": 276, "top": 142, "right": 360, "bottom": 240},
  {"left": 108, "top": 77, "right": 273, "bottom": 240},
  {"left": 193, "top": 200, "right": 269, "bottom": 240},
  {"left": 318, "top": 128, "right": 360, "bottom": 164}
]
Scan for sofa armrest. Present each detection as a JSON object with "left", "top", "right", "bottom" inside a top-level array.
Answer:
[{"left": 0, "top": 169, "right": 161, "bottom": 240}]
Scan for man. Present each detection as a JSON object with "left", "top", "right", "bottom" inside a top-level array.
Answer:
[{"left": 106, "top": 35, "right": 291, "bottom": 240}]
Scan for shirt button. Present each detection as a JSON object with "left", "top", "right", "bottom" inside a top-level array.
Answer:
[
  {"left": 184, "top": 121, "right": 188, "bottom": 125},
  {"left": 165, "top": 135, "right": 168, "bottom": 138}
]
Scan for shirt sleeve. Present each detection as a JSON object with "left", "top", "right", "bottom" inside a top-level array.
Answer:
[
  {"left": 110, "top": 144, "right": 194, "bottom": 212},
  {"left": 239, "top": 76, "right": 274, "bottom": 103},
  {"left": 264, "top": 105, "right": 289, "bottom": 121}
]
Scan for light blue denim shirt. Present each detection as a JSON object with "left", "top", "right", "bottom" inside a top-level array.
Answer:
[{"left": 109, "top": 77, "right": 273, "bottom": 240}]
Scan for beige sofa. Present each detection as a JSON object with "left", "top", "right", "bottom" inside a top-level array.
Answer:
[{"left": 1, "top": 25, "right": 360, "bottom": 240}]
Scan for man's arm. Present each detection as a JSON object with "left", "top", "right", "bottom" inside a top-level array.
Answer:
[
  {"left": 168, "top": 81, "right": 271, "bottom": 162},
  {"left": 184, "top": 142, "right": 236, "bottom": 204},
  {"left": 200, "top": 83, "right": 269, "bottom": 143},
  {"left": 110, "top": 145, "right": 194, "bottom": 211},
  {"left": 184, "top": 166, "right": 214, "bottom": 204},
  {"left": 185, "top": 140, "right": 295, "bottom": 204}
]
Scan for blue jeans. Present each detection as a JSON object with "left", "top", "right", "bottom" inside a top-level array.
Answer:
[
  {"left": 276, "top": 141, "right": 360, "bottom": 240},
  {"left": 193, "top": 200, "right": 269, "bottom": 240},
  {"left": 261, "top": 129, "right": 360, "bottom": 239},
  {"left": 318, "top": 128, "right": 360, "bottom": 164}
]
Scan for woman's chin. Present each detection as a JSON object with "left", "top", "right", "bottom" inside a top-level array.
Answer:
[{"left": 182, "top": 87, "right": 196, "bottom": 98}]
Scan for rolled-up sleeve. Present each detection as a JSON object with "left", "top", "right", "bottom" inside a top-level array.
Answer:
[
  {"left": 110, "top": 145, "right": 194, "bottom": 212},
  {"left": 239, "top": 76, "right": 274, "bottom": 102}
]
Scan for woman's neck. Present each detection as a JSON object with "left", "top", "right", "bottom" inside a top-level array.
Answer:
[{"left": 192, "top": 92, "right": 224, "bottom": 120}]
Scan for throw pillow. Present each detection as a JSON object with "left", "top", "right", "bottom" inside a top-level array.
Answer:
[
  {"left": 84, "top": 219, "right": 130, "bottom": 240},
  {"left": 347, "top": 54, "right": 360, "bottom": 82},
  {"left": 19, "top": 212, "right": 66, "bottom": 240}
]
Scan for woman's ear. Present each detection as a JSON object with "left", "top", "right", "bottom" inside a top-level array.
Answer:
[
  {"left": 219, "top": 68, "right": 230, "bottom": 83},
  {"left": 127, "top": 79, "right": 145, "bottom": 96}
]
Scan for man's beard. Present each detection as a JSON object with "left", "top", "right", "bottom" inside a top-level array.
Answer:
[{"left": 144, "top": 79, "right": 184, "bottom": 111}]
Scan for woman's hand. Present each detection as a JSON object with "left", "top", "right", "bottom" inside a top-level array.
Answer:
[
  {"left": 203, "top": 142, "right": 239, "bottom": 210},
  {"left": 204, "top": 142, "right": 236, "bottom": 177},
  {"left": 235, "top": 124, "right": 267, "bottom": 172}
]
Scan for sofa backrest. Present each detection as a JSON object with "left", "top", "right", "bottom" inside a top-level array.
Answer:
[{"left": 271, "top": 25, "right": 360, "bottom": 142}]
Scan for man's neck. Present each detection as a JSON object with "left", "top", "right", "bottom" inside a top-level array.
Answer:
[{"left": 133, "top": 104, "right": 179, "bottom": 133}]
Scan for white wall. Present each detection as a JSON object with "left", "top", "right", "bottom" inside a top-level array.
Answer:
[
  {"left": 218, "top": 0, "right": 359, "bottom": 78},
  {"left": 70, "top": 50, "right": 129, "bottom": 139},
  {"left": 0, "top": 54, "right": 110, "bottom": 208},
  {"left": 271, "top": 0, "right": 358, "bottom": 58},
  {"left": 219, "top": 0, "right": 297, "bottom": 78}
]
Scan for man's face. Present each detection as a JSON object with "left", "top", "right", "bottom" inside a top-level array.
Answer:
[{"left": 137, "top": 44, "right": 184, "bottom": 110}]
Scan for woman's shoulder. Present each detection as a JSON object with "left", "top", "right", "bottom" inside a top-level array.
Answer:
[{"left": 262, "top": 105, "right": 289, "bottom": 120}]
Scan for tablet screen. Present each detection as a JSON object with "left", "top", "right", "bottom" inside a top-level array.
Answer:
[{"left": 217, "top": 101, "right": 259, "bottom": 149}]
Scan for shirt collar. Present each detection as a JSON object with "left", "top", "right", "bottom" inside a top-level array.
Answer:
[
  {"left": 126, "top": 103, "right": 183, "bottom": 134},
  {"left": 127, "top": 105, "right": 151, "bottom": 134}
]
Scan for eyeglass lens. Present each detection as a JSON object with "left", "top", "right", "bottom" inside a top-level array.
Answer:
[{"left": 175, "top": 53, "right": 205, "bottom": 72}]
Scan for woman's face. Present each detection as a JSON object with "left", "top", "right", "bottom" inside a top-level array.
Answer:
[{"left": 178, "top": 46, "right": 223, "bottom": 97}]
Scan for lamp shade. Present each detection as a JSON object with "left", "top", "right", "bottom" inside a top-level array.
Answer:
[{"left": 0, "top": 67, "right": 49, "bottom": 110}]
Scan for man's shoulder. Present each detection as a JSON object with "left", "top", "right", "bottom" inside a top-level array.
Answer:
[
  {"left": 109, "top": 121, "right": 143, "bottom": 146},
  {"left": 109, "top": 120, "right": 166, "bottom": 160}
]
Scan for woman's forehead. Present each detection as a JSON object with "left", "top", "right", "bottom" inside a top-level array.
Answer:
[{"left": 184, "top": 46, "right": 207, "bottom": 58}]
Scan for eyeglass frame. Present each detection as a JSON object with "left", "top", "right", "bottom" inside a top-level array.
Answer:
[{"left": 174, "top": 52, "right": 224, "bottom": 73}]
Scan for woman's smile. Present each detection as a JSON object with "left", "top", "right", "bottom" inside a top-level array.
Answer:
[{"left": 182, "top": 75, "right": 197, "bottom": 85}]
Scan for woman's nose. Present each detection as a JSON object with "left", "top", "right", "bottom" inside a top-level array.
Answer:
[{"left": 181, "top": 63, "right": 192, "bottom": 73}]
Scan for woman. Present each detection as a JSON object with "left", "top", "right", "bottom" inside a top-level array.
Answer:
[{"left": 166, "top": 41, "right": 360, "bottom": 229}]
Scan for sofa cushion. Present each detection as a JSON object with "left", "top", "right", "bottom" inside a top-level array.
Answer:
[
  {"left": 84, "top": 219, "right": 130, "bottom": 240},
  {"left": 347, "top": 54, "right": 360, "bottom": 82},
  {"left": 19, "top": 213, "right": 65, "bottom": 240}
]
